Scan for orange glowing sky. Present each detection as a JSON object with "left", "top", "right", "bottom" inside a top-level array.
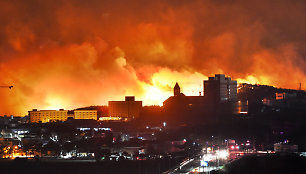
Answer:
[{"left": 0, "top": 0, "right": 306, "bottom": 115}]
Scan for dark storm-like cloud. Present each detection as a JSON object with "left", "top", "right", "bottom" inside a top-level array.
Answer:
[{"left": 0, "top": 0, "right": 305, "bottom": 114}]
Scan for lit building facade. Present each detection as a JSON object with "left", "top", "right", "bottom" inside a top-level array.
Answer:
[
  {"left": 29, "top": 109, "right": 98, "bottom": 123},
  {"left": 204, "top": 74, "right": 237, "bottom": 102},
  {"left": 108, "top": 96, "right": 142, "bottom": 120},
  {"left": 74, "top": 110, "right": 97, "bottom": 120},
  {"left": 29, "top": 109, "right": 68, "bottom": 123},
  {"left": 275, "top": 92, "right": 297, "bottom": 100}
]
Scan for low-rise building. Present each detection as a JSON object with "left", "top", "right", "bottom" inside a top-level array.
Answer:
[
  {"left": 29, "top": 109, "right": 98, "bottom": 123},
  {"left": 29, "top": 109, "right": 68, "bottom": 123},
  {"left": 74, "top": 110, "right": 97, "bottom": 120},
  {"left": 108, "top": 96, "right": 142, "bottom": 120}
]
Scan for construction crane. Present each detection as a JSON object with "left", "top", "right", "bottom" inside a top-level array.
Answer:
[{"left": 0, "top": 86, "right": 13, "bottom": 89}]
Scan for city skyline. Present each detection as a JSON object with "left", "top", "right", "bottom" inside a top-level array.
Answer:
[
  {"left": 0, "top": 0, "right": 306, "bottom": 115},
  {"left": 2, "top": 75, "right": 303, "bottom": 117},
  {"left": 0, "top": 1, "right": 305, "bottom": 173}
]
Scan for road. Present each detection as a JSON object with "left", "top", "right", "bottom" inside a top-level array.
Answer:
[{"left": 165, "top": 150, "right": 249, "bottom": 174}]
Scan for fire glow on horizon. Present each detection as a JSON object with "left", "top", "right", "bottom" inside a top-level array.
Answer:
[{"left": 0, "top": 0, "right": 306, "bottom": 115}]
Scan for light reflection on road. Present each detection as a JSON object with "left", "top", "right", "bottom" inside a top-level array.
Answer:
[{"left": 175, "top": 150, "right": 247, "bottom": 174}]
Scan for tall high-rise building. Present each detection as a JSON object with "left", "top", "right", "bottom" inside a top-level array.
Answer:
[{"left": 204, "top": 74, "right": 237, "bottom": 102}]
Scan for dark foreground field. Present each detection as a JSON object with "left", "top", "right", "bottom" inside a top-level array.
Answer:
[
  {"left": 213, "top": 154, "right": 306, "bottom": 174},
  {"left": 0, "top": 158, "right": 176, "bottom": 174}
]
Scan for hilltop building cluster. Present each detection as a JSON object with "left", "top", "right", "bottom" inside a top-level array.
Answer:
[
  {"left": 163, "top": 74, "right": 239, "bottom": 124},
  {"left": 23, "top": 73, "right": 305, "bottom": 125},
  {"left": 28, "top": 96, "right": 143, "bottom": 123},
  {"left": 27, "top": 74, "right": 238, "bottom": 124}
]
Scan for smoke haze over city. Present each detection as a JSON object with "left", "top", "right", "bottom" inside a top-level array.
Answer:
[{"left": 0, "top": 0, "right": 306, "bottom": 115}]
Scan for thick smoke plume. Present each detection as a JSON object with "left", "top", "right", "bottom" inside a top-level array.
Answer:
[{"left": 0, "top": 0, "right": 305, "bottom": 115}]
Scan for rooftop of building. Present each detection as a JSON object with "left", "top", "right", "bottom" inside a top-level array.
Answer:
[
  {"left": 163, "top": 93, "right": 205, "bottom": 105},
  {"left": 29, "top": 109, "right": 67, "bottom": 112},
  {"left": 108, "top": 96, "right": 142, "bottom": 103},
  {"left": 74, "top": 110, "right": 97, "bottom": 112},
  {"left": 205, "top": 74, "right": 236, "bottom": 82}
]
